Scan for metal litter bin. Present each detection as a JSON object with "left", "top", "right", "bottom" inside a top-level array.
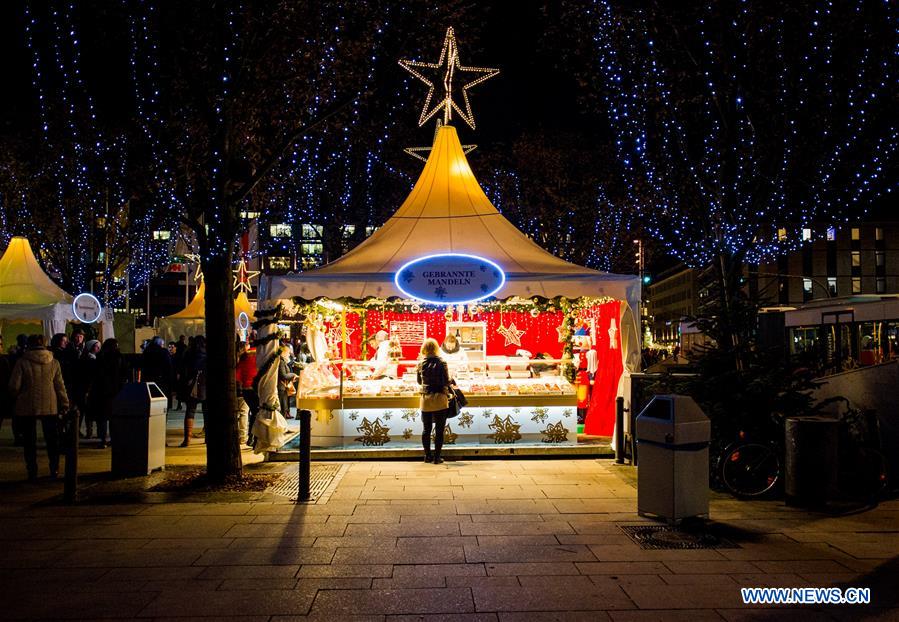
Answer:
[
  {"left": 784, "top": 416, "right": 839, "bottom": 508},
  {"left": 636, "top": 395, "right": 711, "bottom": 522},
  {"left": 110, "top": 382, "right": 168, "bottom": 476}
]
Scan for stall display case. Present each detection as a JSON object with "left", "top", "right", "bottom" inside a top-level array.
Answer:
[{"left": 296, "top": 358, "right": 577, "bottom": 448}]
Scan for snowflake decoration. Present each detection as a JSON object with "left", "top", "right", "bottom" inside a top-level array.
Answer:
[
  {"left": 457, "top": 410, "right": 474, "bottom": 429},
  {"left": 487, "top": 415, "right": 522, "bottom": 444}
]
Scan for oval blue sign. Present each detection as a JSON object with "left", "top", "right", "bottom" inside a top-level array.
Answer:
[{"left": 394, "top": 253, "right": 505, "bottom": 304}]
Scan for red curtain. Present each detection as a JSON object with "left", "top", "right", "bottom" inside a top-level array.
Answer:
[{"left": 582, "top": 301, "right": 623, "bottom": 436}]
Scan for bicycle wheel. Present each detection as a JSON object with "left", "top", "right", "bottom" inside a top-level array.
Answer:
[{"left": 720, "top": 442, "right": 781, "bottom": 498}]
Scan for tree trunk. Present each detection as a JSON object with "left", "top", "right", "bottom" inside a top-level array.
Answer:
[{"left": 202, "top": 251, "right": 242, "bottom": 482}]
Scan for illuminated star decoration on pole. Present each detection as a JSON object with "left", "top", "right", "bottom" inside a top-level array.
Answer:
[
  {"left": 233, "top": 257, "right": 260, "bottom": 294},
  {"left": 399, "top": 26, "right": 499, "bottom": 130},
  {"left": 404, "top": 119, "right": 477, "bottom": 162},
  {"left": 497, "top": 323, "right": 525, "bottom": 347},
  {"left": 185, "top": 253, "right": 204, "bottom": 283}
]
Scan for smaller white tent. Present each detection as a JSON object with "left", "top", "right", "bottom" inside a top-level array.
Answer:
[
  {"left": 0, "top": 236, "right": 113, "bottom": 338},
  {"left": 157, "top": 282, "right": 257, "bottom": 342}
]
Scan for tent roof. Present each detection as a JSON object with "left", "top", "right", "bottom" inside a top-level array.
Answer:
[
  {"left": 164, "top": 283, "right": 256, "bottom": 321},
  {"left": 0, "top": 237, "right": 73, "bottom": 306},
  {"left": 264, "top": 125, "right": 640, "bottom": 307}
]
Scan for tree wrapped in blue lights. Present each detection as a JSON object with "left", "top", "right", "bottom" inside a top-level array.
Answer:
[{"left": 581, "top": 0, "right": 897, "bottom": 356}]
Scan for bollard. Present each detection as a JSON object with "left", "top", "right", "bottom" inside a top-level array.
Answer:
[
  {"left": 615, "top": 397, "right": 626, "bottom": 464},
  {"left": 63, "top": 409, "right": 79, "bottom": 504},
  {"left": 297, "top": 409, "right": 312, "bottom": 502}
]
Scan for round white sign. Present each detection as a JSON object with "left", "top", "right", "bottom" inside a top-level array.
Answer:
[
  {"left": 237, "top": 311, "right": 250, "bottom": 331},
  {"left": 394, "top": 253, "right": 506, "bottom": 304},
  {"left": 72, "top": 293, "right": 102, "bottom": 324}
]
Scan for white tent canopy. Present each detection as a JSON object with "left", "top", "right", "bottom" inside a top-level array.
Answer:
[
  {"left": 261, "top": 125, "right": 641, "bottom": 317},
  {"left": 0, "top": 236, "right": 113, "bottom": 337}
]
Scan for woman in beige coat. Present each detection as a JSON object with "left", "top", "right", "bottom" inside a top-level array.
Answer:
[{"left": 9, "top": 334, "right": 69, "bottom": 480}]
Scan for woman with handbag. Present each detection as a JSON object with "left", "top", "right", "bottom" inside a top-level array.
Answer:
[
  {"left": 277, "top": 346, "right": 298, "bottom": 420},
  {"left": 416, "top": 338, "right": 454, "bottom": 464}
]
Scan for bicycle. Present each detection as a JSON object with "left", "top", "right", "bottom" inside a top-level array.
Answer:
[{"left": 717, "top": 401, "right": 889, "bottom": 502}]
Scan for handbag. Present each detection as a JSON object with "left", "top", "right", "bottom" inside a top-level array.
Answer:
[
  {"left": 421, "top": 391, "right": 449, "bottom": 412},
  {"left": 286, "top": 378, "right": 297, "bottom": 397},
  {"left": 447, "top": 386, "right": 466, "bottom": 418}
]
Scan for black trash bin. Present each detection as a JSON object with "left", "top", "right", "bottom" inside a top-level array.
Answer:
[{"left": 784, "top": 416, "right": 839, "bottom": 508}]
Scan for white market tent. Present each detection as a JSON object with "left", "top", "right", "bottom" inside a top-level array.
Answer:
[
  {"left": 261, "top": 124, "right": 642, "bottom": 368},
  {"left": 0, "top": 236, "right": 114, "bottom": 338},
  {"left": 157, "top": 282, "right": 257, "bottom": 342}
]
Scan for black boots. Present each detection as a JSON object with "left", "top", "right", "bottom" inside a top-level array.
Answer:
[{"left": 424, "top": 451, "right": 433, "bottom": 463}]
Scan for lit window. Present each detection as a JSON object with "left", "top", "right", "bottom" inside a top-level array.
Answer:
[
  {"left": 852, "top": 277, "right": 862, "bottom": 294},
  {"left": 803, "top": 278, "right": 813, "bottom": 294},
  {"left": 365, "top": 226, "right": 379, "bottom": 236},
  {"left": 802, "top": 228, "right": 812, "bottom": 241},
  {"left": 267, "top": 256, "right": 292, "bottom": 270},
  {"left": 777, "top": 228, "right": 787, "bottom": 241},
  {"left": 875, "top": 251, "right": 885, "bottom": 267},
  {"left": 876, "top": 227, "right": 884, "bottom": 241},
  {"left": 851, "top": 228, "right": 860, "bottom": 241},
  {"left": 240, "top": 210, "right": 260, "bottom": 220},
  {"left": 851, "top": 251, "right": 861, "bottom": 267},
  {"left": 876, "top": 278, "right": 886, "bottom": 294},
  {"left": 269, "top": 224, "right": 292, "bottom": 238},
  {"left": 301, "top": 243, "right": 323, "bottom": 256},
  {"left": 341, "top": 225, "right": 356, "bottom": 238},
  {"left": 301, "top": 224, "right": 323, "bottom": 239},
  {"left": 827, "top": 277, "right": 837, "bottom": 296},
  {"left": 300, "top": 256, "right": 321, "bottom": 270},
  {"left": 152, "top": 230, "right": 171, "bottom": 241},
  {"left": 95, "top": 217, "right": 107, "bottom": 228},
  {"left": 97, "top": 252, "right": 106, "bottom": 262},
  {"left": 826, "top": 227, "right": 836, "bottom": 241}
]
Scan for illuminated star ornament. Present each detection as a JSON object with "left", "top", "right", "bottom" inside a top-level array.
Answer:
[
  {"left": 608, "top": 318, "right": 618, "bottom": 350},
  {"left": 404, "top": 119, "right": 477, "bottom": 162},
  {"left": 497, "top": 323, "right": 525, "bottom": 347},
  {"left": 232, "top": 257, "right": 260, "bottom": 294},
  {"left": 399, "top": 26, "right": 499, "bottom": 130},
  {"left": 555, "top": 322, "right": 570, "bottom": 343},
  {"left": 185, "top": 253, "right": 204, "bottom": 283}
]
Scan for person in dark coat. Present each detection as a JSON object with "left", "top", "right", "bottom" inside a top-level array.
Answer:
[
  {"left": 87, "top": 339, "right": 129, "bottom": 448},
  {"left": 277, "top": 346, "right": 297, "bottom": 420},
  {"left": 181, "top": 335, "right": 207, "bottom": 446},
  {"left": 8, "top": 335, "right": 28, "bottom": 445},
  {"left": 50, "top": 333, "right": 77, "bottom": 396},
  {"left": 9, "top": 334, "right": 69, "bottom": 480},
  {"left": 0, "top": 335, "right": 12, "bottom": 437},
  {"left": 141, "top": 336, "right": 174, "bottom": 405},
  {"left": 173, "top": 335, "right": 191, "bottom": 411},
  {"left": 416, "top": 338, "right": 454, "bottom": 464}
]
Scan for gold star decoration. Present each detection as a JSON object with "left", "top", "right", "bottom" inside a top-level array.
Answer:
[
  {"left": 497, "top": 323, "right": 525, "bottom": 347},
  {"left": 487, "top": 414, "right": 522, "bottom": 444},
  {"left": 404, "top": 119, "right": 477, "bottom": 162},
  {"left": 233, "top": 257, "right": 260, "bottom": 294},
  {"left": 399, "top": 26, "right": 499, "bottom": 130},
  {"left": 555, "top": 322, "right": 570, "bottom": 343}
]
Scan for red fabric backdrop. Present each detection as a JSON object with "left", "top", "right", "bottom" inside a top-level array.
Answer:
[{"left": 578, "top": 301, "right": 624, "bottom": 436}]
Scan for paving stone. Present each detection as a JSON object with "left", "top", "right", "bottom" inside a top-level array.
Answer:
[
  {"left": 464, "top": 544, "right": 597, "bottom": 563},
  {"left": 588, "top": 575, "right": 665, "bottom": 587},
  {"left": 608, "top": 610, "right": 726, "bottom": 621},
  {"left": 750, "top": 560, "right": 853, "bottom": 575},
  {"left": 387, "top": 615, "right": 499, "bottom": 622},
  {"left": 660, "top": 573, "right": 740, "bottom": 585},
  {"left": 498, "top": 612, "right": 612, "bottom": 621},
  {"left": 576, "top": 562, "right": 671, "bottom": 575},
  {"left": 224, "top": 523, "right": 347, "bottom": 537},
  {"left": 726, "top": 573, "right": 806, "bottom": 587},
  {"left": 55, "top": 548, "right": 204, "bottom": 568},
  {"left": 310, "top": 588, "right": 475, "bottom": 615},
  {"left": 314, "top": 536, "right": 398, "bottom": 548},
  {"left": 142, "top": 578, "right": 223, "bottom": 591},
  {"left": 588, "top": 545, "right": 729, "bottom": 562},
  {"left": 485, "top": 562, "right": 580, "bottom": 576},
  {"left": 715, "top": 609, "right": 839, "bottom": 621},
  {"left": 392, "top": 564, "right": 487, "bottom": 578},
  {"left": 555, "top": 534, "right": 634, "bottom": 545},
  {"left": 294, "top": 577, "right": 374, "bottom": 590},
  {"left": 199, "top": 564, "right": 301, "bottom": 579},
  {"left": 347, "top": 523, "right": 463, "bottom": 537},
  {"left": 141, "top": 537, "right": 234, "bottom": 549},
  {"left": 227, "top": 537, "right": 318, "bottom": 548},
  {"left": 297, "top": 564, "right": 394, "bottom": 578},
  {"left": 139, "top": 588, "right": 317, "bottom": 617},
  {"left": 475, "top": 535, "right": 560, "bottom": 547},
  {"left": 621, "top": 585, "right": 744, "bottom": 609},
  {"left": 459, "top": 522, "right": 574, "bottom": 536},
  {"left": 194, "top": 546, "right": 335, "bottom": 566},
  {"left": 217, "top": 578, "right": 298, "bottom": 590},
  {"left": 2, "top": 590, "right": 157, "bottom": 620},
  {"left": 472, "top": 584, "right": 634, "bottom": 612},
  {"left": 332, "top": 545, "right": 466, "bottom": 565},
  {"left": 516, "top": 575, "right": 595, "bottom": 589},
  {"left": 469, "top": 514, "right": 546, "bottom": 523},
  {"left": 446, "top": 576, "right": 521, "bottom": 588},
  {"left": 662, "top": 561, "right": 762, "bottom": 575},
  {"left": 102, "top": 565, "right": 206, "bottom": 581},
  {"left": 373, "top": 575, "right": 448, "bottom": 589}
]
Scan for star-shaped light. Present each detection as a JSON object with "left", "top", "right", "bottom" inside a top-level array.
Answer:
[
  {"left": 555, "top": 322, "right": 570, "bottom": 343},
  {"left": 399, "top": 26, "right": 499, "bottom": 130},
  {"left": 233, "top": 257, "right": 260, "bottom": 294},
  {"left": 185, "top": 253, "right": 203, "bottom": 283},
  {"left": 608, "top": 318, "right": 619, "bottom": 350},
  {"left": 404, "top": 119, "right": 477, "bottom": 162},
  {"left": 497, "top": 323, "right": 525, "bottom": 347}
]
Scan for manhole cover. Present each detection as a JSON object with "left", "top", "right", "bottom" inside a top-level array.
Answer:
[
  {"left": 267, "top": 464, "right": 343, "bottom": 501},
  {"left": 619, "top": 524, "right": 739, "bottom": 550}
]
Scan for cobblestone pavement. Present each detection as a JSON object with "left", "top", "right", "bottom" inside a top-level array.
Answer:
[{"left": 0, "top": 428, "right": 897, "bottom": 620}]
